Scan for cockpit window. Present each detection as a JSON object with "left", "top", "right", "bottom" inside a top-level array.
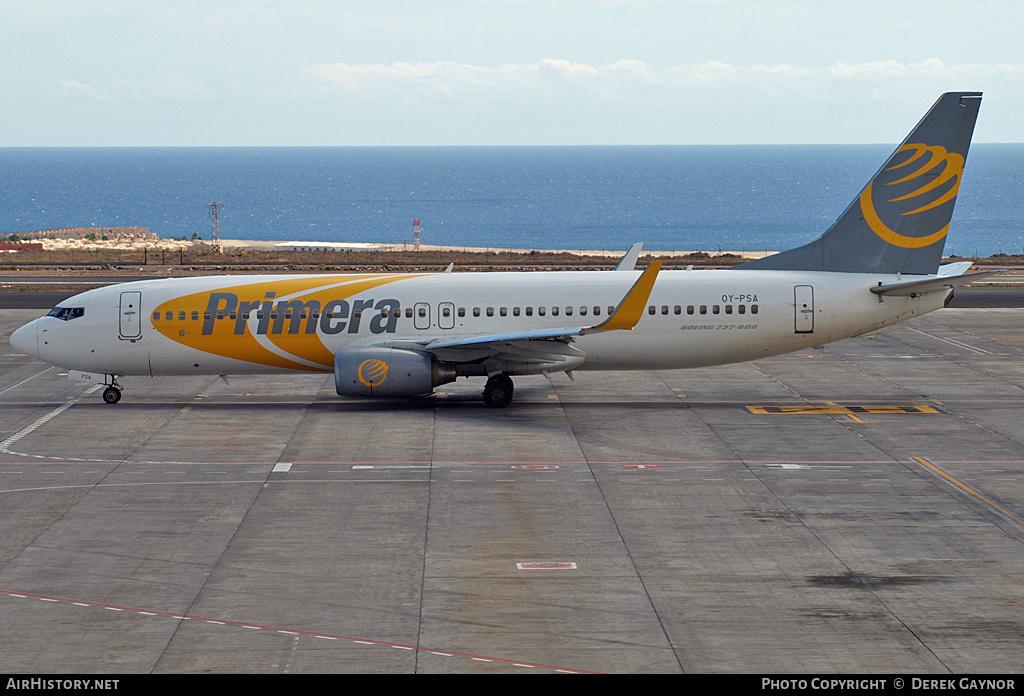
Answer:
[{"left": 46, "top": 306, "right": 85, "bottom": 321}]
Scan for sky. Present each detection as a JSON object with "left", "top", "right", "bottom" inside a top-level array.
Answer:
[{"left": 2, "top": 0, "right": 1022, "bottom": 146}]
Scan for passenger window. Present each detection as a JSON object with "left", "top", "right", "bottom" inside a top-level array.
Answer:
[
  {"left": 687, "top": 305, "right": 694, "bottom": 315},
  {"left": 661, "top": 305, "right": 668, "bottom": 315},
  {"left": 712, "top": 305, "right": 720, "bottom": 314},
  {"left": 593, "top": 306, "right": 600, "bottom": 316},
  {"left": 152, "top": 311, "right": 160, "bottom": 321},
  {"left": 674, "top": 305, "right": 681, "bottom": 315},
  {"left": 648, "top": 305, "right": 655, "bottom": 315},
  {"left": 607, "top": 306, "right": 614, "bottom": 315},
  {"left": 725, "top": 305, "right": 733, "bottom": 314},
  {"left": 699, "top": 305, "right": 707, "bottom": 315},
  {"left": 551, "top": 307, "right": 559, "bottom": 316},
  {"left": 418, "top": 307, "right": 427, "bottom": 317},
  {"left": 512, "top": 307, "right": 520, "bottom": 316},
  {"left": 405, "top": 308, "right": 413, "bottom": 318},
  {"left": 579, "top": 306, "right": 587, "bottom": 316},
  {"left": 166, "top": 311, "right": 173, "bottom": 321},
  {"left": 738, "top": 305, "right": 746, "bottom": 314},
  {"left": 442, "top": 306, "right": 451, "bottom": 317},
  {"left": 751, "top": 304, "right": 759, "bottom": 314},
  {"left": 486, "top": 307, "right": 494, "bottom": 317},
  {"left": 539, "top": 307, "right": 547, "bottom": 316},
  {"left": 565, "top": 306, "right": 573, "bottom": 316},
  {"left": 458, "top": 307, "right": 466, "bottom": 317},
  {"left": 473, "top": 307, "right": 481, "bottom": 317},
  {"left": 192, "top": 311, "right": 199, "bottom": 321},
  {"left": 500, "top": 307, "right": 507, "bottom": 317},
  {"left": 525, "top": 307, "right": 533, "bottom": 316}
]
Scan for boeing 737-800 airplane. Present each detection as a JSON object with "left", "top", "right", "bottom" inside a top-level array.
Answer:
[{"left": 10, "top": 92, "right": 989, "bottom": 408}]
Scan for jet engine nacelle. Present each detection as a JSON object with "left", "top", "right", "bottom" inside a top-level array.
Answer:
[{"left": 334, "top": 346, "right": 456, "bottom": 398}]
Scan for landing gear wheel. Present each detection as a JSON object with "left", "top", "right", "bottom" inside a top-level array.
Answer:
[
  {"left": 482, "top": 374, "right": 514, "bottom": 408},
  {"left": 102, "top": 386, "right": 122, "bottom": 404}
]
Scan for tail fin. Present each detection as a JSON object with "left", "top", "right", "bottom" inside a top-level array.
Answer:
[{"left": 736, "top": 92, "right": 982, "bottom": 275}]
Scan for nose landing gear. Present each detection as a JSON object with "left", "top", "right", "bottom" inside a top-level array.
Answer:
[{"left": 101, "top": 376, "right": 123, "bottom": 404}]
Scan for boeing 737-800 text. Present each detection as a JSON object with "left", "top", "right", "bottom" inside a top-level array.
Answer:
[{"left": 10, "top": 93, "right": 989, "bottom": 408}]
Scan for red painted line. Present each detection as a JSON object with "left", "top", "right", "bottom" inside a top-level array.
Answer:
[{"left": 0, "top": 588, "right": 599, "bottom": 674}]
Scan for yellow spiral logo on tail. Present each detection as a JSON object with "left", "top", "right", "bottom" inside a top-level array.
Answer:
[
  {"left": 860, "top": 143, "right": 964, "bottom": 249},
  {"left": 357, "top": 359, "right": 389, "bottom": 387}
]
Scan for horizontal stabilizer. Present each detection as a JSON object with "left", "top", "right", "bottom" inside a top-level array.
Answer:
[{"left": 870, "top": 271, "right": 1000, "bottom": 297}]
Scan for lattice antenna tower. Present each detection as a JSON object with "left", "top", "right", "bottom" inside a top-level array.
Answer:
[{"left": 207, "top": 201, "right": 223, "bottom": 243}]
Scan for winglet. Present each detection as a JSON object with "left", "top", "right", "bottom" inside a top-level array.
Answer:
[
  {"left": 614, "top": 243, "right": 643, "bottom": 271},
  {"left": 586, "top": 260, "right": 662, "bottom": 332}
]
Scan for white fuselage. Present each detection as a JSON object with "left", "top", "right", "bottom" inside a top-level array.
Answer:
[{"left": 13, "top": 268, "right": 948, "bottom": 378}]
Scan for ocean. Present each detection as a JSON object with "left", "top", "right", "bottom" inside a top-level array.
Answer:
[{"left": 1, "top": 145, "right": 1022, "bottom": 258}]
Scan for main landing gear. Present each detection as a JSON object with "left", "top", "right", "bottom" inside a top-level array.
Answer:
[
  {"left": 101, "top": 376, "right": 122, "bottom": 404},
  {"left": 482, "top": 374, "right": 514, "bottom": 408}
]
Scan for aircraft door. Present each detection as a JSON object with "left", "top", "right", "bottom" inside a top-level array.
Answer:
[
  {"left": 119, "top": 291, "right": 143, "bottom": 340},
  {"left": 794, "top": 285, "right": 814, "bottom": 333},
  {"left": 438, "top": 302, "right": 455, "bottom": 330},
  {"left": 414, "top": 302, "right": 431, "bottom": 330}
]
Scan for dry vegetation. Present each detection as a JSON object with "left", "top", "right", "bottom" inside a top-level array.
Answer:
[{"left": 0, "top": 244, "right": 752, "bottom": 274}]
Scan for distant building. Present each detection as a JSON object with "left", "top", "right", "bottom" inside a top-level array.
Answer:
[{"left": 273, "top": 241, "right": 393, "bottom": 252}]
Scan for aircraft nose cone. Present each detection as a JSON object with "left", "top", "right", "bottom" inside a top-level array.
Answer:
[{"left": 9, "top": 321, "right": 38, "bottom": 359}]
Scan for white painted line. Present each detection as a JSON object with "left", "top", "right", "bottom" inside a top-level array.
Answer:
[
  {"left": 517, "top": 562, "right": 577, "bottom": 570},
  {"left": 0, "top": 367, "right": 53, "bottom": 398},
  {"left": 272, "top": 462, "right": 293, "bottom": 473},
  {"left": 902, "top": 325, "right": 992, "bottom": 355},
  {"left": 0, "top": 385, "right": 101, "bottom": 458}
]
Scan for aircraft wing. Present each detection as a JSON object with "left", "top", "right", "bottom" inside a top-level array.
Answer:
[{"left": 409, "top": 261, "right": 662, "bottom": 371}]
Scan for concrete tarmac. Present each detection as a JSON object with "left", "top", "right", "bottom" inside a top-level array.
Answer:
[{"left": 2, "top": 301, "right": 1024, "bottom": 673}]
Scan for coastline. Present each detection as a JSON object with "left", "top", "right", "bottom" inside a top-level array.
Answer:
[{"left": 218, "top": 238, "right": 775, "bottom": 259}]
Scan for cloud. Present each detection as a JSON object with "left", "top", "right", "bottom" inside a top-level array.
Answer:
[
  {"left": 57, "top": 78, "right": 109, "bottom": 102},
  {"left": 310, "top": 58, "right": 664, "bottom": 101},
  {"left": 310, "top": 58, "right": 1024, "bottom": 103}
]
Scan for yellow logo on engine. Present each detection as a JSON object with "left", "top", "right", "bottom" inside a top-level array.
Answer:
[
  {"left": 860, "top": 143, "right": 964, "bottom": 249},
  {"left": 358, "top": 359, "right": 389, "bottom": 387}
]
